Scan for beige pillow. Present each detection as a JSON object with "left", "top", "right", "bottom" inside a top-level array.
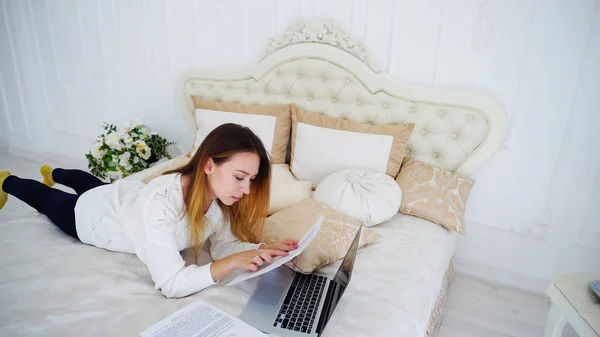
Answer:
[
  {"left": 127, "top": 159, "right": 311, "bottom": 213},
  {"left": 269, "top": 164, "right": 312, "bottom": 215},
  {"left": 395, "top": 157, "right": 475, "bottom": 234},
  {"left": 191, "top": 97, "right": 292, "bottom": 163},
  {"left": 290, "top": 105, "right": 414, "bottom": 187},
  {"left": 261, "top": 198, "right": 381, "bottom": 273},
  {"left": 122, "top": 153, "right": 191, "bottom": 184}
]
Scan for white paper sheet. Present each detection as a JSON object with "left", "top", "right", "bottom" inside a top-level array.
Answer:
[
  {"left": 139, "top": 299, "right": 266, "bottom": 337},
  {"left": 227, "top": 216, "right": 323, "bottom": 286}
]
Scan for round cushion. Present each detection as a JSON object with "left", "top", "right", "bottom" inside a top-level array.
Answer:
[{"left": 314, "top": 169, "right": 402, "bottom": 227}]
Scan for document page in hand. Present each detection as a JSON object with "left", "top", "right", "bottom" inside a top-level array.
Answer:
[
  {"left": 139, "top": 299, "right": 266, "bottom": 337},
  {"left": 227, "top": 216, "right": 323, "bottom": 286}
]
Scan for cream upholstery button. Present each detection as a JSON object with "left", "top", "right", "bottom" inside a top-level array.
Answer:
[
  {"left": 265, "top": 90, "right": 269, "bottom": 95},
  {"left": 433, "top": 153, "right": 439, "bottom": 158},
  {"left": 321, "top": 76, "right": 326, "bottom": 81},
  {"left": 438, "top": 110, "right": 444, "bottom": 116},
  {"left": 244, "top": 89, "right": 249, "bottom": 93},
  {"left": 332, "top": 98, "right": 337, "bottom": 103},
  {"left": 452, "top": 133, "right": 457, "bottom": 139},
  {"left": 276, "top": 72, "right": 281, "bottom": 77},
  {"left": 297, "top": 74, "right": 303, "bottom": 79},
  {"left": 409, "top": 107, "right": 416, "bottom": 112},
  {"left": 309, "top": 96, "right": 314, "bottom": 101},
  {"left": 345, "top": 78, "right": 350, "bottom": 84},
  {"left": 421, "top": 130, "right": 427, "bottom": 135},
  {"left": 383, "top": 103, "right": 388, "bottom": 109},
  {"left": 406, "top": 149, "right": 411, "bottom": 155},
  {"left": 357, "top": 100, "right": 362, "bottom": 105},
  {"left": 468, "top": 115, "right": 474, "bottom": 120}
]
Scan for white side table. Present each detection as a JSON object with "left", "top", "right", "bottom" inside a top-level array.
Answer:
[{"left": 544, "top": 274, "right": 600, "bottom": 337}]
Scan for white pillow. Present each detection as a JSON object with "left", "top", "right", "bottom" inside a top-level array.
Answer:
[
  {"left": 269, "top": 164, "right": 312, "bottom": 215},
  {"left": 313, "top": 168, "right": 402, "bottom": 227},
  {"left": 190, "top": 97, "right": 292, "bottom": 164},
  {"left": 290, "top": 106, "right": 414, "bottom": 187},
  {"left": 194, "top": 108, "right": 276, "bottom": 151}
]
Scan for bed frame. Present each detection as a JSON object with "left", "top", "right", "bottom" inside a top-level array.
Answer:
[
  {"left": 180, "top": 19, "right": 506, "bottom": 176},
  {"left": 179, "top": 19, "right": 507, "bottom": 336}
]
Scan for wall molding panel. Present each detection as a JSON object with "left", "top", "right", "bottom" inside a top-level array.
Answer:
[{"left": 1, "top": 0, "right": 598, "bottom": 293}]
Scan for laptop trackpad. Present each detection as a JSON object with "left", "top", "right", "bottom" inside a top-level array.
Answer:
[{"left": 253, "top": 284, "right": 286, "bottom": 306}]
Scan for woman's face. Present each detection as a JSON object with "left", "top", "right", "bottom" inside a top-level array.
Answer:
[{"left": 205, "top": 151, "right": 260, "bottom": 205}]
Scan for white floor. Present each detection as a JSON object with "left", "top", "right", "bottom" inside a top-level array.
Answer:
[
  {"left": 437, "top": 274, "right": 579, "bottom": 337},
  {"left": 0, "top": 152, "right": 581, "bottom": 337}
]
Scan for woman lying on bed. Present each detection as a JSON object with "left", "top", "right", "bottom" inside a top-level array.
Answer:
[{"left": 0, "top": 123, "right": 297, "bottom": 298}]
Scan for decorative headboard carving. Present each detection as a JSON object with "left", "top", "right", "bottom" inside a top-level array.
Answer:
[
  {"left": 261, "top": 20, "right": 378, "bottom": 72},
  {"left": 180, "top": 20, "right": 507, "bottom": 176}
]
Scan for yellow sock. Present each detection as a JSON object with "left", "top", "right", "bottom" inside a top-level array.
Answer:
[
  {"left": 0, "top": 171, "right": 11, "bottom": 210},
  {"left": 40, "top": 164, "right": 56, "bottom": 187}
]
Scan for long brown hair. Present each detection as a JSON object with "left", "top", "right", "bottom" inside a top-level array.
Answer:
[{"left": 164, "top": 123, "right": 271, "bottom": 261}]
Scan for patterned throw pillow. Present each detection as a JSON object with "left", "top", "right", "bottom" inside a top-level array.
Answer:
[
  {"left": 261, "top": 198, "right": 380, "bottom": 273},
  {"left": 395, "top": 157, "right": 475, "bottom": 234}
]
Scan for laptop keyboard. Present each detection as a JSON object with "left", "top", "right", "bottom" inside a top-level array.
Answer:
[{"left": 272, "top": 273, "right": 327, "bottom": 334}]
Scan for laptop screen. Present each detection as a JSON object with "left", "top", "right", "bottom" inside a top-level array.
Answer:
[
  {"left": 332, "top": 228, "right": 360, "bottom": 290},
  {"left": 317, "top": 227, "right": 361, "bottom": 334}
]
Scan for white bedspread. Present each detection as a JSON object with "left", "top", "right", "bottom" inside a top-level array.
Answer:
[{"left": 0, "top": 200, "right": 454, "bottom": 337}]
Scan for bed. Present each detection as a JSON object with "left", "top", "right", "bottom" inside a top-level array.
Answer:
[{"left": 0, "top": 20, "right": 506, "bottom": 337}]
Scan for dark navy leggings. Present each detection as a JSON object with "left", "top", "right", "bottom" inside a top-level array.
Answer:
[{"left": 3, "top": 169, "right": 107, "bottom": 240}]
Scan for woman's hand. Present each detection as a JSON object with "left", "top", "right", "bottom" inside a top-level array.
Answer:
[
  {"left": 259, "top": 239, "right": 299, "bottom": 252},
  {"left": 210, "top": 248, "right": 289, "bottom": 282}
]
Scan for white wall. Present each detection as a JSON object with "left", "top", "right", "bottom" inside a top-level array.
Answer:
[{"left": 1, "top": 0, "right": 599, "bottom": 293}]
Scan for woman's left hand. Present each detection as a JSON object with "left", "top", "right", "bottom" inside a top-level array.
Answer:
[{"left": 259, "top": 239, "right": 299, "bottom": 252}]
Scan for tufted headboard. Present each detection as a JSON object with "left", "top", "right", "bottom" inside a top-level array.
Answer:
[{"left": 179, "top": 20, "right": 507, "bottom": 176}]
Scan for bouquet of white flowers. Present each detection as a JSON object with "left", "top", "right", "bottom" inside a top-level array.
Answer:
[{"left": 85, "top": 118, "right": 175, "bottom": 182}]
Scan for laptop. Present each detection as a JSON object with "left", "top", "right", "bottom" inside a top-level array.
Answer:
[{"left": 239, "top": 226, "right": 362, "bottom": 336}]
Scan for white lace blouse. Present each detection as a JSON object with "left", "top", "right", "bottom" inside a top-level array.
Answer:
[{"left": 74, "top": 173, "right": 262, "bottom": 298}]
